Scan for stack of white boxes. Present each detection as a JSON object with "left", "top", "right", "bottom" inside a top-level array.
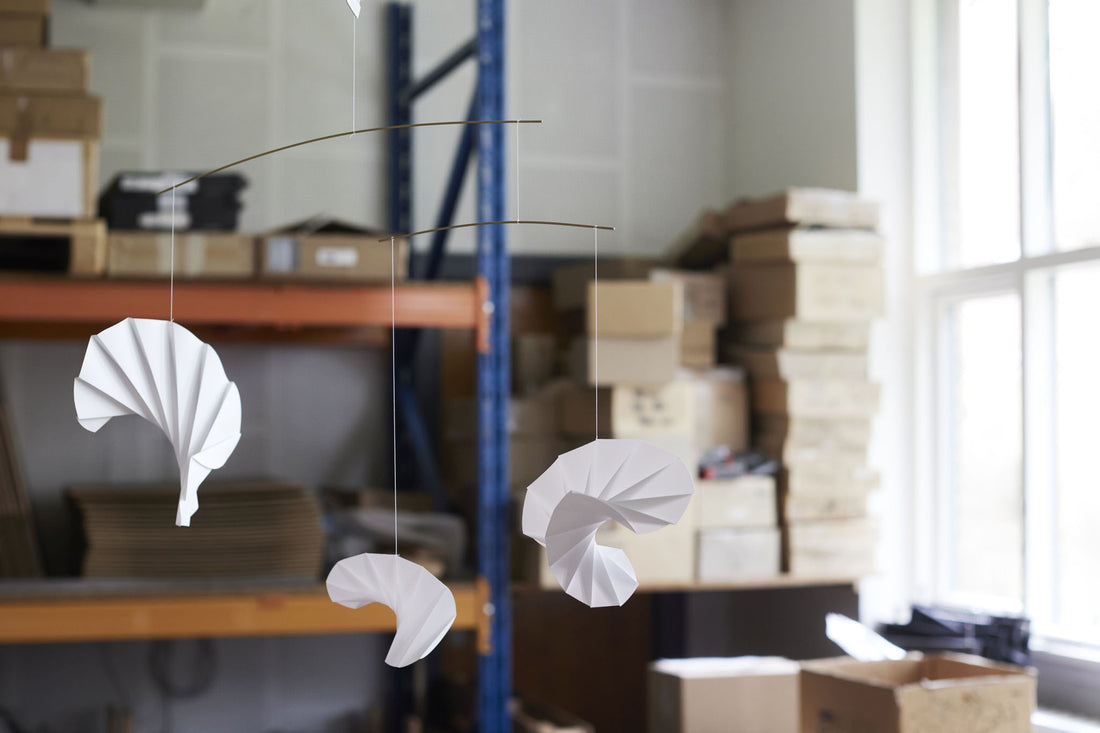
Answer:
[{"left": 725, "top": 188, "right": 884, "bottom": 578}]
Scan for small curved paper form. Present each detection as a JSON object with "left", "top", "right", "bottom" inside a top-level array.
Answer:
[
  {"left": 327, "top": 553, "right": 457, "bottom": 668},
  {"left": 73, "top": 318, "right": 242, "bottom": 527},
  {"left": 522, "top": 439, "right": 694, "bottom": 608},
  {"left": 346, "top": 0, "right": 361, "bottom": 18}
]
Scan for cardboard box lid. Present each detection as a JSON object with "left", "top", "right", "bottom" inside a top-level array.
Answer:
[
  {"left": 801, "top": 653, "right": 1034, "bottom": 691},
  {"left": 0, "top": 93, "right": 102, "bottom": 139},
  {"left": 586, "top": 280, "right": 683, "bottom": 337},
  {"left": 0, "top": 0, "right": 48, "bottom": 13},
  {"left": 263, "top": 215, "right": 392, "bottom": 240}
]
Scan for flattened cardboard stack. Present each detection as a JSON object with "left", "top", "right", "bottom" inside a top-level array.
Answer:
[
  {"left": 68, "top": 480, "right": 323, "bottom": 580},
  {"left": 0, "top": 402, "right": 43, "bottom": 577},
  {"left": 0, "top": 0, "right": 103, "bottom": 220},
  {"left": 726, "top": 188, "right": 883, "bottom": 578}
]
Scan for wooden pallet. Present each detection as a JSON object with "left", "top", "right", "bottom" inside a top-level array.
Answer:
[{"left": 0, "top": 216, "right": 106, "bottom": 276}]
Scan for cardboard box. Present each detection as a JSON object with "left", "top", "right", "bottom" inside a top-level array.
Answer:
[
  {"left": 693, "top": 475, "right": 776, "bottom": 529},
  {"left": 697, "top": 527, "right": 781, "bottom": 581},
  {"left": 731, "top": 227, "right": 883, "bottom": 265},
  {"left": 729, "top": 345, "right": 867, "bottom": 381},
  {"left": 783, "top": 492, "right": 868, "bottom": 522},
  {"left": 586, "top": 335, "right": 680, "bottom": 386},
  {"left": 729, "top": 264, "right": 883, "bottom": 322},
  {"left": 552, "top": 257, "right": 656, "bottom": 310},
  {"left": 650, "top": 268, "right": 727, "bottom": 324},
  {"left": 0, "top": 14, "right": 46, "bottom": 46},
  {"left": 0, "top": 139, "right": 97, "bottom": 217},
  {"left": 681, "top": 320, "right": 715, "bottom": 368},
  {"left": 666, "top": 208, "right": 730, "bottom": 269},
  {"left": 752, "top": 379, "right": 880, "bottom": 418},
  {"left": 692, "top": 367, "right": 749, "bottom": 452},
  {"left": 558, "top": 369, "right": 747, "bottom": 452},
  {"left": 648, "top": 657, "right": 800, "bottom": 733},
  {"left": 528, "top": 512, "right": 696, "bottom": 589},
  {"left": 0, "top": 0, "right": 49, "bottom": 12},
  {"left": 754, "top": 416, "right": 871, "bottom": 453},
  {"left": 259, "top": 218, "right": 407, "bottom": 283},
  {"left": 443, "top": 384, "right": 566, "bottom": 441},
  {"left": 0, "top": 93, "right": 102, "bottom": 139},
  {"left": 107, "top": 231, "right": 255, "bottom": 279},
  {"left": 786, "top": 518, "right": 877, "bottom": 577},
  {"left": 446, "top": 435, "right": 569, "bottom": 490},
  {"left": 734, "top": 319, "right": 871, "bottom": 351},
  {"left": 514, "top": 332, "right": 556, "bottom": 395},
  {"left": 725, "top": 187, "right": 880, "bottom": 233},
  {"left": 587, "top": 280, "right": 683, "bottom": 337},
  {"left": 0, "top": 48, "right": 88, "bottom": 94},
  {"left": 799, "top": 654, "right": 1035, "bottom": 733},
  {"left": 782, "top": 462, "right": 879, "bottom": 498},
  {"left": 558, "top": 380, "right": 695, "bottom": 439}
]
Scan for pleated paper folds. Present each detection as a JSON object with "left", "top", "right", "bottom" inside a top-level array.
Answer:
[
  {"left": 326, "top": 553, "right": 457, "bottom": 668},
  {"left": 73, "top": 318, "right": 242, "bottom": 527},
  {"left": 522, "top": 439, "right": 694, "bottom": 608}
]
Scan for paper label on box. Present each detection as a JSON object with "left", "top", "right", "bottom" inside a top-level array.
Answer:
[
  {"left": 315, "top": 245, "right": 360, "bottom": 269},
  {"left": 266, "top": 236, "right": 298, "bottom": 273},
  {"left": 0, "top": 139, "right": 83, "bottom": 217}
]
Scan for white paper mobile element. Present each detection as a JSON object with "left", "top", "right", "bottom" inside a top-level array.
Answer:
[
  {"left": 73, "top": 318, "right": 242, "bottom": 527},
  {"left": 327, "top": 553, "right": 457, "bottom": 667},
  {"left": 346, "top": 0, "right": 361, "bottom": 18},
  {"left": 522, "top": 438, "right": 694, "bottom": 608}
]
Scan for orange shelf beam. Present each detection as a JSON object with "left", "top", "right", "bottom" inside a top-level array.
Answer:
[
  {"left": 0, "top": 583, "right": 482, "bottom": 645},
  {"left": 0, "top": 277, "right": 490, "bottom": 347}
]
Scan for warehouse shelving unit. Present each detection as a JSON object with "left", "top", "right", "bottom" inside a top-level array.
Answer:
[{"left": 386, "top": 0, "right": 512, "bottom": 729}]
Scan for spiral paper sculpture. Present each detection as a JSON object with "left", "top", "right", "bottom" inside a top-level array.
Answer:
[
  {"left": 522, "top": 438, "right": 694, "bottom": 608},
  {"left": 327, "top": 553, "right": 457, "bottom": 667},
  {"left": 73, "top": 318, "right": 242, "bottom": 527}
]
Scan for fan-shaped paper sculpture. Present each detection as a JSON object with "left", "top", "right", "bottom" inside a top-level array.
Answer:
[
  {"left": 522, "top": 439, "right": 694, "bottom": 608},
  {"left": 73, "top": 318, "right": 242, "bottom": 527},
  {"left": 346, "top": 0, "right": 361, "bottom": 18},
  {"left": 327, "top": 553, "right": 457, "bottom": 667}
]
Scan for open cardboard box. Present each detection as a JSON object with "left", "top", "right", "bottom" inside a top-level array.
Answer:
[{"left": 800, "top": 653, "right": 1035, "bottom": 733}]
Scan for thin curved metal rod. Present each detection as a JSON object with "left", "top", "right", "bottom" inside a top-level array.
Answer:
[
  {"left": 382, "top": 220, "right": 615, "bottom": 241},
  {"left": 156, "top": 119, "right": 543, "bottom": 195}
]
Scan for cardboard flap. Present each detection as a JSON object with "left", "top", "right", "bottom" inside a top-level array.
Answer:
[{"left": 264, "top": 215, "right": 388, "bottom": 238}]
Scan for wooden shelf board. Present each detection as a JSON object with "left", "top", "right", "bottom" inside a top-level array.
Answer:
[
  {"left": 0, "top": 277, "right": 486, "bottom": 335},
  {"left": 513, "top": 575, "right": 860, "bottom": 595},
  {"left": 0, "top": 582, "right": 480, "bottom": 644}
]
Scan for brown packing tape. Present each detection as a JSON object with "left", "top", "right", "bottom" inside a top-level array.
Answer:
[{"left": 8, "top": 96, "right": 29, "bottom": 161}]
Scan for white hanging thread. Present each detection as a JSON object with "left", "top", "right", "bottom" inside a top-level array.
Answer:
[
  {"left": 593, "top": 225, "right": 598, "bottom": 441},
  {"left": 514, "top": 119, "right": 520, "bottom": 221},
  {"left": 391, "top": 235, "right": 398, "bottom": 554},
  {"left": 351, "top": 20, "right": 357, "bottom": 136},
  {"left": 170, "top": 185, "right": 176, "bottom": 322}
]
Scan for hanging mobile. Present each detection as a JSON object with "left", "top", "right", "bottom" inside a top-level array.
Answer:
[
  {"left": 73, "top": 184, "right": 242, "bottom": 527},
  {"left": 520, "top": 228, "right": 696, "bottom": 608},
  {"left": 326, "top": 237, "right": 458, "bottom": 669}
]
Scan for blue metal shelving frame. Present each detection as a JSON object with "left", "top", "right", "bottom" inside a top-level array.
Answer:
[{"left": 387, "top": 2, "right": 511, "bottom": 729}]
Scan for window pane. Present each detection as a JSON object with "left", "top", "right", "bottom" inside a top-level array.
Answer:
[
  {"left": 954, "top": 0, "right": 1021, "bottom": 267},
  {"left": 1054, "top": 266, "right": 1100, "bottom": 634},
  {"left": 1050, "top": 0, "right": 1100, "bottom": 251},
  {"left": 946, "top": 293, "right": 1023, "bottom": 604}
]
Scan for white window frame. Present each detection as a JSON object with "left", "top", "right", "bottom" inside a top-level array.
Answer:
[{"left": 912, "top": 0, "right": 1100, "bottom": 717}]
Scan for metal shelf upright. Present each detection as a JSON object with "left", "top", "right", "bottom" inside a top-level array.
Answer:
[{"left": 387, "top": 1, "right": 511, "bottom": 730}]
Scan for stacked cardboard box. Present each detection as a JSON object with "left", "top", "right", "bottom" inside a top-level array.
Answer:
[
  {"left": 0, "top": 0, "right": 107, "bottom": 276},
  {"left": 0, "top": 0, "right": 102, "bottom": 219},
  {"left": 510, "top": 273, "right": 750, "bottom": 588},
  {"left": 726, "top": 188, "right": 883, "bottom": 578},
  {"left": 694, "top": 474, "right": 780, "bottom": 581}
]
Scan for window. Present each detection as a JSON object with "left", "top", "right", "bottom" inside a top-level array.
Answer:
[{"left": 918, "top": 0, "right": 1100, "bottom": 674}]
